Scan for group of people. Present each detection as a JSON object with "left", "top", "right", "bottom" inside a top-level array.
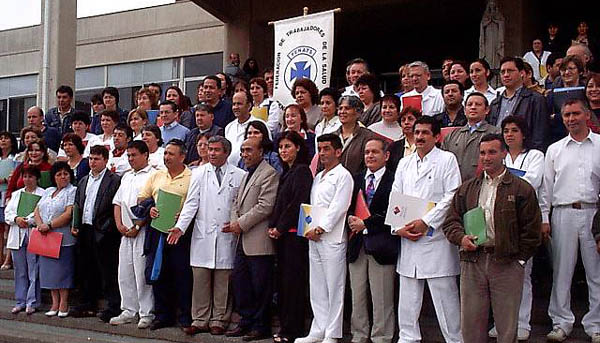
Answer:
[{"left": 1, "top": 23, "right": 600, "bottom": 343}]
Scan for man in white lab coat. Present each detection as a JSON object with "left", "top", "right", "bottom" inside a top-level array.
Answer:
[
  {"left": 110, "top": 140, "right": 156, "bottom": 328},
  {"left": 391, "top": 116, "right": 462, "bottom": 343},
  {"left": 295, "top": 133, "right": 353, "bottom": 343},
  {"left": 171, "top": 136, "right": 246, "bottom": 336}
]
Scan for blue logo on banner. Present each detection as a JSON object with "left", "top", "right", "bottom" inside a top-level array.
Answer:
[{"left": 284, "top": 46, "right": 318, "bottom": 90}]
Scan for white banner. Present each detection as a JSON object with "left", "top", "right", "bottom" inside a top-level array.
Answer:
[{"left": 273, "top": 10, "right": 335, "bottom": 106}]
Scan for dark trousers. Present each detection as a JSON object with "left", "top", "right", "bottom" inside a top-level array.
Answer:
[
  {"left": 277, "top": 232, "right": 309, "bottom": 338},
  {"left": 152, "top": 236, "right": 193, "bottom": 326},
  {"left": 77, "top": 224, "right": 121, "bottom": 313},
  {"left": 232, "top": 243, "right": 274, "bottom": 334}
]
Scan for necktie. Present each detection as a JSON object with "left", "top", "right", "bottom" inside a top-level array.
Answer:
[
  {"left": 366, "top": 174, "right": 375, "bottom": 206},
  {"left": 216, "top": 167, "right": 222, "bottom": 186}
]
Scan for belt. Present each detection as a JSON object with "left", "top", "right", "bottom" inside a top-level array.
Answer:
[{"left": 556, "top": 202, "right": 597, "bottom": 210}]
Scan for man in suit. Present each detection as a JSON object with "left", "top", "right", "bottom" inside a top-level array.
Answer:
[
  {"left": 183, "top": 104, "right": 224, "bottom": 163},
  {"left": 347, "top": 137, "right": 397, "bottom": 343},
  {"left": 392, "top": 116, "right": 462, "bottom": 343},
  {"left": 225, "top": 137, "right": 279, "bottom": 341},
  {"left": 71, "top": 145, "right": 122, "bottom": 322}
]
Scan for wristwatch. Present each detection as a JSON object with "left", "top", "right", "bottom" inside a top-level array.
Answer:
[
  {"left": 47, "top": 222, "right": 53, "bottom": 230},
  {"left": 134, "top": 224, "right": 140, "bottom": 231}
]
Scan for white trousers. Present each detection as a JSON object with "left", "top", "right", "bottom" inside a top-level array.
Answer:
[
  {"left": 398, "top": 275, "right": 461, "bottom": 343},
  {"left": 117, "top": 228, "right": 154, "bottom": 319},
  {"left": 548, "top": 207, "right": 600, "bottom": 336},
  {"left": 308, "top": 240, "right": 347, "bottom": 339},
  {"left": 517, "top": 258, "right": 533, "bottom": 331}
]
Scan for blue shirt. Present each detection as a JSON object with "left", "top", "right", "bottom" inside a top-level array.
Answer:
[
  {"left": 212, "top": 99, "right": 235, "bottom": 129},
  {"left": 160, "top": 121, "right": 190, "bottom": 146}
]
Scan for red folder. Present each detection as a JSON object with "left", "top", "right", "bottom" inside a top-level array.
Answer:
[
  {"left": 354, "top": 189, "right": 371, "bottom": 220},
  {"left": 438, "top": 126, "right": 461, "bottom": 143},
  {"left": 27, "top": 229, "right": 63, "bottom": 259},
  {"left": 309, "top": 154, "right": 319, "bottom": 177},
  {"left": 402, "top": 95, "right": 422, "bottom": 112}
]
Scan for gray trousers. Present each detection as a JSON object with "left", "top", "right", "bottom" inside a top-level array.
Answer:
[
  {"left": 460, "top": 253, "right": 524, "bottom": 343},
  {"left": 191, "top": 267, "right": 232, "bottom": 328}
]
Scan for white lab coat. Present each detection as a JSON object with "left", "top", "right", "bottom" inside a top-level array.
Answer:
[
  {"left": 391, "top": 147, "right": 462, "bottom": 278},
  {"left": 4, "top": 187, "right": 45, "bottom": 250},
  {"left": 175, "top": 162, "right": 246, "bottom": 269}
]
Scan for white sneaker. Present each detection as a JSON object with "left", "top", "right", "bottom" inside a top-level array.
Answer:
[
  {"left": 488, "top": 326, "right": 498, "bottom": 338},
  {"left": 109, "top": 312, "right": 135, "bottom": 325},
  {"left": 591, "top": 332, "right": 600, "bottom": 343},
  {"left": 322, "top": 338, "right": 338, "bottom": 343},
  {"left": 517, "top": 328, "right": 530, "bottom": 341},
  {"left": 547, "top": 326, "right": 568, "bottom": 342},
  {"left": 294, "top": 336, "right": 323, "bottom": 343},
  {"left": 137, "top": 317, "right": 153, "bottom": 329}
]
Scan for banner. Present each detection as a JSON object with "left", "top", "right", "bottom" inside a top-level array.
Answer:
[{"left": 273, "top": 10, "right": 335, "bottom": 105}]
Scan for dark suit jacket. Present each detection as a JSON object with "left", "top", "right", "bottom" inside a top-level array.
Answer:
[
  {"left": 487, "top": 87, "right": 550, "bottom": 151},
  {"left": 386, "top": 138, "right": 406, "bottom": 172},
  {"left": 183, "top": 124, "right": 224, "bottom": 163},
  {"left": 347, "top": 168, "right": 398, "bottom": 265},
  {"left": 268, "top": 163, "right": 313, "bottom": 233},
  {"left": 74, "top": 169, "right": 121, "bottom": 242}
]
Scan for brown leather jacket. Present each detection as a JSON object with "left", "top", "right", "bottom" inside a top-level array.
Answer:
[{"left": 442, "top": 169, "right": 542, "bottom": 263}]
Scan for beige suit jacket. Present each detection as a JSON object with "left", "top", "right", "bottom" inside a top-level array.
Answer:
[{"left": 231, "top": 159, "right": 279, "bottom": 256}]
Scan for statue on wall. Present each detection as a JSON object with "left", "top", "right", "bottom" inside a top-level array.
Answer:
[{"left": 479, "top": 0, "right": 505, "bottom": 69}]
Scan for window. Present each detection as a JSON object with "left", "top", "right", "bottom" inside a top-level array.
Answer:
[
  {"left": 184, "top": 53, "right": 223, "bottom": 78},
  {"left": 0, "top": 100, "right": 6, "bottom": 131},
  {"left": 9, "top": 96, "right": 36, "bottom": 134}
]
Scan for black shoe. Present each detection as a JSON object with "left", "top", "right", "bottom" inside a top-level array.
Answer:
[
  {"left": 97, "top": 310, "right": 116, "bottom": 323},
  {"left": 150, "top": 320, "right": 174, "bottom": 331},
  {"left": 70, "top": 306, "right": 97, "bottom": 318}
]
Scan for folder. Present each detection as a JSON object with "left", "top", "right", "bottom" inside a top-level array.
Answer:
[
  {"left": 463, "top": 207, "right": 487, "bottom": 246},
  {"left": 309, "top": 154, "right": 319, "bottom": 177},
  {"left": 250, "top": 107, "right": 269, "bottom": 122},
  {"left": 16, "top": 192, "right": 42, "bottom": 217},
  {"left": 27, "top": 229, "right": 63, "bottom": 259},
  {"left": 354, "top": 189, "right": 371, "bottom": 220},
  {"left": 151, "top": 189, "right": 183, "bottom": 233},
  {"left": 438, "top": 126, "right": 460, "bottom": 143},
  {"left": 401, "top": 95, "right": 422, "bottom": 112},
  {"left": 38, "top": 171, "right": 52, "bottom": 189},
  {"left": 385, "top": 192, "right": 435, "bottom": 228},
  {"left": 147, "top": 110, "right": 160, "bottom": 125},
  {"left": 507, "top": 167, "right": 526, "bottom": 178},
  {"left": 297, "top": 203, "right": 326, "bottom": 238},
  {"left": 71, "top": 203, "right": 81, "bottom": 229}
]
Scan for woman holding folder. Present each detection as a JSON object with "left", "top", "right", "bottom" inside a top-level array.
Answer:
[
  {"left": 33, "top": 162, "right": 77, "bottom": 317},
  {"left": 267, "top": 131, "right": 313, "bottom": 343},
  {"left": 3, "top": 166, "right": 44, "bottom": 314}
]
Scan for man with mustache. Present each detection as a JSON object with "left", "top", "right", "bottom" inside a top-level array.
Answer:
[{"left": 391, "top": 116, "right": 462, "bottom": 343}]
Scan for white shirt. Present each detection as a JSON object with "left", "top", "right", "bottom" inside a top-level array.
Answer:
[
  {"left": 541, "top": 131, "right": 600, "bottom": 223},
  {"left": 148, "top": 147, "right": 166, "bottom": 170},
  {"left": 464, "top": 85, "right": 498, "bottom": 106},
  {"left": 400, "top": 85, "right": 445, "bottom": 117},
  {"left": 58, "top": 132, "right": 97, "bottom": 158},
  {"left": 108, "top": 150, "right": 130, "bottom": 176},
  {"left": 84, "top": 134, "right": 114, "bottom": 157},
  {"left": 504, "top": 149, "right": 545, "bottom": 197},
  {"left": 342, "top": 85, "right": 358, "bottom": 97},
  {"left": 112, "top": 165, "right": 155, "bottom": 227},
  {"left": 175, "top": 162, "right": 247, "bottom": 269},
  {"left": 82, "top": 168, "right": 107, "bottom": 225},
  {"left": 224, "top": 116, "right": 264, "bottom": 166},
  {"left": 4, "top": 187, "right": 46, "bottom": 249},
  {"left": 310, "top": 163, "right": 353, "bottom": 243},
  {"left": 523, "top": 50, "right": 552, "bottom": 82},
  {"left": 259, "top": 98, "right": 284, "bottom": 136},
  {"left": 315, "top": 116, "right": 342, "bottom": 139},
  {"left": 367, "top": 120, "right": 403, "bottom": 141},
  {"left": 391, "top": 147, "right": 462, "bottom": 278},
  {"left": 364, "top": 166, "right": 386, "bottom": 193}
]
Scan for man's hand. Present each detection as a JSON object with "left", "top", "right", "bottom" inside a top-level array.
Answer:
[
  {"left": 71, "top": 226, "right": 79, "bottom": 236},
  {"left": 268, "top": 228, "right": 281, "bottom": 239},
  {"left": 222, "top": 221, "right": 241, "bottom": 234},
  {"left": 305, "top": 227, "right": 322, "bottom": 242},
  {"left": 124, "top": 226, "right": 139, "bottom": 238},
  {"left": 541, "top": 223, "right": 551, "bottom": 241},
  {"left": 167, "top": 227, "right": 183, "bottom": 245},
  {"left": 404, "top": 219, "right": 428, "bottom": 235},
  {"left": 37, "top": 223, "right": 50, "bottom": 234},
  {"left": 461, "top": 235, "right": 478, "bottom": 251},
  {"left": 149, "top": 207, "right": 160, "bottom": 219},
  {"left": 348, "top": 215, "right": 366, "bottom": 233},
  {"left": 15, "top": 217, "right": 29, "bottom": 228},
  {"left": 395, "top": 226, "right": 423, "bottom": 241},
  {"left": 117, "top": 224, "right": 129, "bottom": 236}
]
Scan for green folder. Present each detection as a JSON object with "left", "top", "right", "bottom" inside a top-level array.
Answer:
[
  {"left": 38, "top": 171, "right": 52, "bottom": 189},
  {"left": 16, "top": 192, "right": 42, "bottom": 217},
  {"left": 71, "top": 202, "right": 81, "bottom": 229},
  {"left": 463, "top": 206, "right": 488, "bottom": 246},
  {"left": 151, "top": 189, "right": 183, "bottom": 233}
]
